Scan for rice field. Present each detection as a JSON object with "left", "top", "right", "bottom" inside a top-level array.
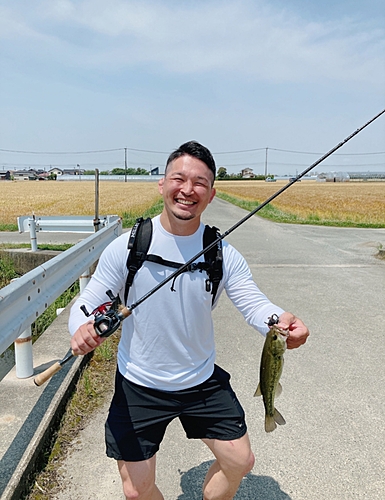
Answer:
[
  {"left": 0, "top": 181, "right": 162, "bottom": 226},
  {"left": 0, "top": 179, "right": 384, "bottom": 228},
  {"left": 216, "top": 180, "right": 385, "bottom": 227}
]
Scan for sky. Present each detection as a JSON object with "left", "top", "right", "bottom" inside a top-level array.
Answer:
[{"left": 1, "top": 0, "right": 384, "bottom": 176}]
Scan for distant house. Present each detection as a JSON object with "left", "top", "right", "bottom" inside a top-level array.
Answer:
[
  {"left": 63, "top": 168, "right": 85, "bottom": 175},
  {"left": 0, "top": 171, "right": 11, "bottom": 181},
  {"left": 49, "top": 167, "right": 85, "bottom": 176},
  {"left": 322, "top": 172, "right": 350, "bottom": 182},
  {"left": 36, "top": 171, "right": 50, "bottom": 180},
  {"left": 241, "top": 168, "right": 255, "bottom": 179},
  {"left": 12, "top": 169, "right": 38, "bottom": 181},
  {"left": 49, "top": 167, "right": 63, "bottom": 176}
]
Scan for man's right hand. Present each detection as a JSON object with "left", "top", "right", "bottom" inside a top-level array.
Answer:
[{"left": 71, "top": 321, "right": 105, "bottom": 355}]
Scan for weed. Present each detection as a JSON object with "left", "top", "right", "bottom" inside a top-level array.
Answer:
[
  {"left": 23, "top": 332, "right": 120, "bottom": 500},
  {"left": 0, "top": 254, "right": 19, "bottom": 287}
]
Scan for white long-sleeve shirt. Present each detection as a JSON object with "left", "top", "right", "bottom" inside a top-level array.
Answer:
[{"left": 69, "top": 215, "right": 283, "bottom": 391}]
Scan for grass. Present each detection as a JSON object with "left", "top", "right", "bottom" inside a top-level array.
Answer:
[
  {"left": 0, "top": 243, "right": 73, "bottom": 251},
  {"left": 0, "top": 181, "right": 163, "bottom": 230},
  {"left": 2, "top": 179, "right": 384, "bottom": 230},
  {"left": 0, "top": 254, "right": 19, "bottom": 287},
  {"left": 24, "top": 332, "right": 120, "bottom": 500},
  {"left": 31, "top": 282, "right": 80, "bottom": 341},
  {"left": 216, "top": 180, "right": 385, "bottom": 228},
  {"left": 121, "top": 197, "right": 164, "bottom": 227}
]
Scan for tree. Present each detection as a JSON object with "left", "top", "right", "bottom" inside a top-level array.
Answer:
[{"left": 217, "top": 167, "right": 228, "bottom": 179}]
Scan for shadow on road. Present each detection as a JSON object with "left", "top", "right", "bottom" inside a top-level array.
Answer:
[{"left": 177, "top": 460, "right": 292, "bottom": 500}]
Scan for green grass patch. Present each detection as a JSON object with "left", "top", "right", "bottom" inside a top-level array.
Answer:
[
  {"left": 216, "top": 192, "right": 385, "bottom": 228},
  {"left": 24, "top": 332, "right": 120, "bottom": 500},
  {"left": 121, "top": 197, "right": 164, "bottom": 228},
  {"left": 0, "top": 242, "right": 73, "bottom": 251},
  {"left": 31, "top": 282, "right": 80, "bottom": 341},
  {"left": 0, "top": 255, "right": 19, "bottom": 288},
  {"left": 0, "top": 223, "right": 18, "bottom": 231}
]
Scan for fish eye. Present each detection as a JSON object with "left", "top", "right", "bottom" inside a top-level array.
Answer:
[{"left": 272, "top": 335, "right": 277, "bottom": 340}]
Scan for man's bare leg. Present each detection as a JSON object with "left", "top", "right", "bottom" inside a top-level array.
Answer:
[
  {"left": 118, "top": 455, "right": 164, "bottom": 500},
  {"left": 202, "top": 433, "right": 255, "bottom": 500}
]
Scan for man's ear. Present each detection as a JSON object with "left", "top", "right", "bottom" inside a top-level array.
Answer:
[
  {"left": 209, "top": 188, "right": 216, "bottom": 203},
  {"left": 158, "top": 177, "right": 164, "bottom": 194}
]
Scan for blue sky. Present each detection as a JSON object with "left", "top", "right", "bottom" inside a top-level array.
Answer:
[{"left": 1, "top": 0, "right": 384, "bottom": 176}]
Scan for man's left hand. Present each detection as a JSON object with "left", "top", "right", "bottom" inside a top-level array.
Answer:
[{"left": 277, "top": 312, "right": 310, "bottom": 349}]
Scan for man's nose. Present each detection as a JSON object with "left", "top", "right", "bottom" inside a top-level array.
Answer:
[{"left": 181, "top": 180, "right": 194, "bottom": 194}]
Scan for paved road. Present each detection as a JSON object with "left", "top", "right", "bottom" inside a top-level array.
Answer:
[{"left": 37, "top": 198, "right": 385, "bottom": 499}]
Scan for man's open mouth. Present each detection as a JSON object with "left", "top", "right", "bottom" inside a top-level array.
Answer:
[{"left": 175, "top": 199, "right": 195, "bottom": 206}]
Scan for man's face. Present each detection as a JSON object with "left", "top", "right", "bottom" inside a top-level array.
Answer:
[{"left": 158, "top": 155, "right": 216, "bottom": 224}]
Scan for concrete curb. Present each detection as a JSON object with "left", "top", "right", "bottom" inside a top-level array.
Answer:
[{"left": 0, "top": 303, "right": 90, "bottom": 500}]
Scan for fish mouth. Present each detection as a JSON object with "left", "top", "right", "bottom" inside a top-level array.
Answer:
[{"left": 273, "top": 325, "right": 290, "bottom": 339}]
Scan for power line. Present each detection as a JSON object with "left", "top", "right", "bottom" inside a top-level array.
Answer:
[
  {"left": 0, "top": 148, "right": 124, "bottom": 155},
  {"left": 1, "top": 146, "right": 384, "bottom": 156},
  {"left": 268, "top": 147, "right": 385, "bottom": 156}
]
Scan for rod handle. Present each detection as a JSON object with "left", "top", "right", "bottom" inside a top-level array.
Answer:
[
  {"left": 33, "top": 351, "right": 75, "bottom": 386},
  {"left": 34, "top": 362, "right": 63, "bottom": 386},
  {"left": 120, "top": 307, "right": 132, "bottom": 319}
]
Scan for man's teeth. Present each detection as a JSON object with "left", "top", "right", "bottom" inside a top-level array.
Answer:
[{"left": 176, "top": 199, "right": 194, "bottom": 205}]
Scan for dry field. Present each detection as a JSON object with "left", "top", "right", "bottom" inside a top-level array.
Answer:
[
  {"left": 216, "top": 180, "right": 385, "bottom": 226},
  {"left": 0, "top": 181, "right": 161, "bottom": 225},
  {"left": 1, "top": 179, "right": 384, "bottom": 227}
]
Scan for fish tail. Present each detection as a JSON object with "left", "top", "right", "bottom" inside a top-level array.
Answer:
[
  {"left": 265, "top": 415, "right": 277, "bottom": 433},
  {"left": 274, "top": 408, "right": 286, "bottom": 426},
  {"left": 265, "top": 409, "right": 286, "bottom": 433}
]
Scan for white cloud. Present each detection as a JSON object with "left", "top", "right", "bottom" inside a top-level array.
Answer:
[{"left": 1, "top": 0, "right": 384, "bottom": 87}]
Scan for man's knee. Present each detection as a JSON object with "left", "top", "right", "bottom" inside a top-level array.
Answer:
[
  {"left": 242, "top": 449, "right": 255, "bottom": 475},
  {"left": 118, "top": 458, "right": 157, "bottom": 500}
]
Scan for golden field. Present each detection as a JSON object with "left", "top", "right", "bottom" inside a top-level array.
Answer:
[
  {"left": 0, "top": 181, "right": 161, "bottom": 225},
  {"left": 0, "top": 179, "right": 384, "bottom": 227},
  {"left": 216, "top": 180, "right": 385, "bottom": 226}
]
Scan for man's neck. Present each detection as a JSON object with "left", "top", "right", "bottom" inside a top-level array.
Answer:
[{"left": 159, "top": 210, "right": 200, "bottom": 236}]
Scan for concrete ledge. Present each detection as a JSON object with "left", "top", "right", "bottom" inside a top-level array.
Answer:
[
  {"left": 0, "top": 300, "right": 90, "bottom": 500},
  {"left": 0, "top": 249, "right": 61, "bottom": 275}
]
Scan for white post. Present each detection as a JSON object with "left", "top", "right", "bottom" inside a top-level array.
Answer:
[
  {"left": 79, "top": 268, "right": 91, "bottom": 293},
  {"left": 14, "top": 325, "right": 34, "bottom": 379},
  {"left": 28, "top": 216, "right": 38, "bottom": 251}
]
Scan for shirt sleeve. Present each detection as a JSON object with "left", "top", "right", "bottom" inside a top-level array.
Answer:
[
  {"left": 220, "top": 242, "right": 284, "bottom": 336},
  {"left": 68, "top": 232, "right": 129, "bottom": 336}
]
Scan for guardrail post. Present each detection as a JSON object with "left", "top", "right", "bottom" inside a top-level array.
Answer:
[
  {"left": 28, "top": 216, "right": 38, "bottom": 251},
  {"left": 79, "top": 268, "right": 91, "bottom": 293},
  {"left": 14, "top": 326, "right": 34, "bottom": 379}
]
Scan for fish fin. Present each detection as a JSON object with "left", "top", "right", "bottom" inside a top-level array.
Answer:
[
  {"left": 275, "top": 382, "right": 283, "bottom": 398},
  {"left": 254, "top": 384, "right": 262, "bottom": 397},
  {"left": 265, "top": 415, "right": 277, "bottom": 433},
  {"left": 274, "top": 408, "right": 286, "bottom": 426}
]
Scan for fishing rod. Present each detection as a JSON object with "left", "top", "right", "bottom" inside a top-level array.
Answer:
[
  {"left": 128, "top": 107, "right": 385, "bottom": 311},
  {"left": 34, "top": 108, "right": 385, "bottom": 386}
]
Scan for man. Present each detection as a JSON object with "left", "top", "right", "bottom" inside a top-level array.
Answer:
[{"left": 69, "top": 141, "right": 309, "bottom": 500}]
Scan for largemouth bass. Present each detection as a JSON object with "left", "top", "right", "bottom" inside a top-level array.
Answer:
[{"left": 254, "top": 324, "right": 289, "bottom": 432}]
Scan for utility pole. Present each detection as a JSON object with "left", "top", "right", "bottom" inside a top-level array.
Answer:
[
  {"left": 264, "top": 147, "right": 268, "bottom": 177},
  {"left": 124, "top": 148, "right": 127, "bottom": 182}
]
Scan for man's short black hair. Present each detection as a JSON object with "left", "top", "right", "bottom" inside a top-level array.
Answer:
[{"left": 166, "top": 141, "right": 216, "bottom": 181}]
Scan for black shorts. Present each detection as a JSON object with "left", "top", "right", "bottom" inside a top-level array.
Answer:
[{"left": 105, "top": 365, "right": 247, "bottom": 462}]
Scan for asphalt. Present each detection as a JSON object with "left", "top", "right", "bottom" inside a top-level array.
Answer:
[{"left": 1, "top": 197, "right": 385, "bottom": 500}]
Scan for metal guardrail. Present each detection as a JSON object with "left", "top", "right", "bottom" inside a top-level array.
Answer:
[
  {"left": 17, "top": 215, "right": 120, "bottom": 251},
  {"left": 17, "top": 215, "right": 120, "bottom": 233},
  {"left": 0, "top": 219, "right": 122, "bottom": 359}
]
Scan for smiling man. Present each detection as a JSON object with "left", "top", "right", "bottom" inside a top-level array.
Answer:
[
  {"left": 69, "top": 141, "right": 309, "bottom": 500},
  {"left": 159, "top": 143, "right": 216, "bottom": 233}
]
